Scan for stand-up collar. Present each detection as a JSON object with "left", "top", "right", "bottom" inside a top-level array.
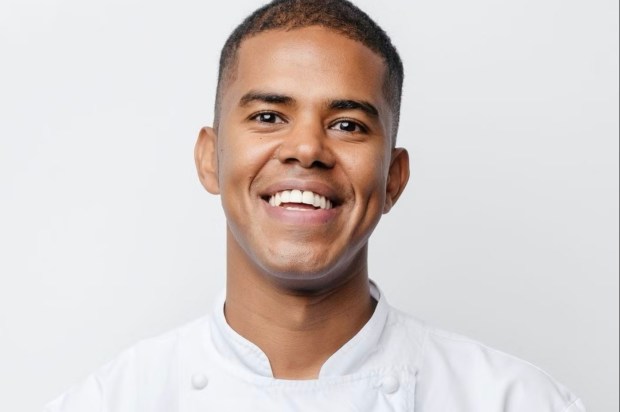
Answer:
[{"left": 209, "top": 280, "right": 389, "bottom": 378}]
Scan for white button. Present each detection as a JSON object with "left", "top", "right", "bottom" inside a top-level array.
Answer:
[
  {"left": 191, "top": 374, "right": 209, "bottom": 390},
  {"left": 381, "top": 375, "right": 400, "bottom": 394}
]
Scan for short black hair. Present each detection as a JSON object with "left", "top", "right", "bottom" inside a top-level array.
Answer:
[{"left": 214, "top": 0, "right": 404, "bottom": 143}]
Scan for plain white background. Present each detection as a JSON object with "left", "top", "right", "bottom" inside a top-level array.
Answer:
[{"left": 0, "top": 0, "right": 617, "bottom": 410}]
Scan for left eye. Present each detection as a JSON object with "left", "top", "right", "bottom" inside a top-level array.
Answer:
[{"left": 331, "top": 121, "right": 365, "bottom": 133}]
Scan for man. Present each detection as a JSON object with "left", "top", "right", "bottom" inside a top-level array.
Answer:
[{"left": 45, "top": 0, "right": 585, "bottom": 410}]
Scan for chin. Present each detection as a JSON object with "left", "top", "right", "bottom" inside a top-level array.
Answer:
[
  {"left": 261, "top": 261, "right": 332, "bottom": 285},
  {"left": 255, "top": 252, "right": 359, "bottom": 293}
]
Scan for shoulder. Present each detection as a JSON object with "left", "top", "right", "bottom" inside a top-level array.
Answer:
[
  {"left": 44, "top": 315, "right": 210, "bottom": 412},
  {"left": 392, "top": 310, "right": 586, "bottom": 412}
]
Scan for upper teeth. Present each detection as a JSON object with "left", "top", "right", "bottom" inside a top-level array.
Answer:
[{"left": 268, "top": 190, "right": 333, "bottom": 210}]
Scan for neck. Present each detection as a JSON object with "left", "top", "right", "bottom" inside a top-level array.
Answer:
[{"left": 225, "top": 245, "right": 375, "bottom": 379}]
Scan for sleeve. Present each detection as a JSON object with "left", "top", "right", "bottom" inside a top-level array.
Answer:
[
  {"left": 43, "top": 346, "right": 139, "bottom": 412},
  {"left": 565, "top": 399, "right": 586, "bottom": 412},
  {"left": 43, "top": 331, "right": 183, "bottom": 412},
  {"left": 43, "top": 374, "right": 103, "bottom": 412}
]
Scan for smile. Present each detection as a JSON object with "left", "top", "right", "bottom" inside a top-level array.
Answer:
[{"left": 267, "top": 190, "right": 334, "bottom": 210}]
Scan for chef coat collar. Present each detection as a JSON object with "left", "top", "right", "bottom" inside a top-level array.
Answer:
[{"left": 209, "top": 280, "right": 389, "bottom": 378}]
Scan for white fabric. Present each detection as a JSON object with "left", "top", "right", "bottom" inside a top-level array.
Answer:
[{"left": 45, "top": 283, "right": 585, "bottom": 411}]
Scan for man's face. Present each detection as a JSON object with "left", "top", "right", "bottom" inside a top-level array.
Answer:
[{"left": 197, "top": 27, "right": 408, "bottom": 289}]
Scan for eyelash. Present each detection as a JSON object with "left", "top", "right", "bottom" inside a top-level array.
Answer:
[
  {"left": 250, "top": 112, "right": 368, "bottom": 133},
  {"left": 250, "top": 111, "right": 286, "bottom": 124},
  {"left": 330, "top": 119, "right": 368, "bottom": 133}
]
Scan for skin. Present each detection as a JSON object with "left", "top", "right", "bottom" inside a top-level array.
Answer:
[{"left": 195, "top": 26, "right": 410, "bottom": 379}]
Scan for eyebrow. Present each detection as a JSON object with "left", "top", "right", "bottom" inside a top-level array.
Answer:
[
  {"left": 239, "top": 92, "right": 295, "bottom": 107},
  {"left": 238, "top": 91, "right": 379, "bottom": 118},
  {"left": 329, "top": 99, "right": 379, "bottom": 118}
]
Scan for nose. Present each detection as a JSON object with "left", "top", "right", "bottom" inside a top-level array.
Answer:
[{"left": 276, "top": 118, "right": 335, "bottom": 169}]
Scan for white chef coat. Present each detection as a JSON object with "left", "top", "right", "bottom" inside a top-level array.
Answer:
[{"left": 45, "top": 282, "right": 586, "bottom": 411}]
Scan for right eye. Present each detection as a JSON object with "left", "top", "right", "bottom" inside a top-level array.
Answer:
[{"left": 251, "top": 112, "right": 285, "bottom": 124}]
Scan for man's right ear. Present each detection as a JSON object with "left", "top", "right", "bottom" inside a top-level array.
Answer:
[{"left": 194, "top": 127, "right": 220, "bottom": 194}]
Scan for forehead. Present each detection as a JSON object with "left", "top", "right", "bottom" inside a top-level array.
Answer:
[{"left": 220, "top": 27, "right": 390, "bottom": 117}]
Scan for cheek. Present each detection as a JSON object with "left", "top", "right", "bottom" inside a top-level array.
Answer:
[
  {"left": 343, "top": 144, "right": 390, "bottom": 197},
  {"left": 217, "top": 132, "right": 273, "bottom": 189}
]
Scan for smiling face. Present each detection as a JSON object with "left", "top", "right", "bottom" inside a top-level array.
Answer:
[{"left": 196, "top": 27, "right": 409, "bottom": 291}]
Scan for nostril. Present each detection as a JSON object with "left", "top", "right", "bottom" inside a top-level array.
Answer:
[
  {"left": 282, "top": 158, "right": 331, "bottom": 169},
  {"left": 310, "top": 159, "right": 331, "bottom": 169}
]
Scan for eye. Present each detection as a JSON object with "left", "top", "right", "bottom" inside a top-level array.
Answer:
[
  {"left": 330, "top": 120, "right": 367, "bottom": 133},
  {"left": 252, "top": 112, "right": 285, "bottom": 124}
]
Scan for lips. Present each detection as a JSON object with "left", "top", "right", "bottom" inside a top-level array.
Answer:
[{"left": 260, "top": 180, "right": 342, "bottom": 215}]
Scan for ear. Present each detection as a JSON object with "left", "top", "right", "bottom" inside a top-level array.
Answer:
[
  {"left": 383, "top": 148, "right": 410, "bottom": 213},
  {"left": 194, "top": 127, "right": 220, "bottom": 194}
]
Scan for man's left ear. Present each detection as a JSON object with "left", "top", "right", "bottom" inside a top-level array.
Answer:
[{"left": 383, "top": 148, "right": 410, "bottom": 213}]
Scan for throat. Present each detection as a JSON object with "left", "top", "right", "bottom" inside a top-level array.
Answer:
[{"left": 224, "top": 275, "right": 376, "bottom": 380}]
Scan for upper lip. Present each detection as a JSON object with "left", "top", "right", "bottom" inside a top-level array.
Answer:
[{"left": 260, "top": 180, "right": 343, "bottom": 205}]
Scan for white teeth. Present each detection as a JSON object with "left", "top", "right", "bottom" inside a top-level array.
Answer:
[
  {"left": 302, "top": 191, "right": 314, "bottom": 204},
  {"left": 313, "top": 194, "right": 321, "bottom": 207},
  {"left": 290, "top": 190, "right": 303, "bottom": 203},
  {"left": 267, "top": 189, "right": 334, "bottom": 210},
  {"left": 281, "top": 191, "right": 291, "bottom": 203}
]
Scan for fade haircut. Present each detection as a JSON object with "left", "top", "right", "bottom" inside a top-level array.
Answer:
[{"left": 214, "top": 0, "right": 404, "bottom": 144}]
